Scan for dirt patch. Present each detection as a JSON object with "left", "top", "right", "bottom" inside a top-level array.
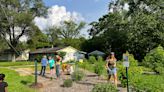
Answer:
[{"left": 14, "top": 68, "right": 33, "bottom": 76}]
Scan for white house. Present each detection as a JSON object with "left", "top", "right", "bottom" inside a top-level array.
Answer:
[{"left": 29, "top": 46, "right": 86, "bottom": 62}]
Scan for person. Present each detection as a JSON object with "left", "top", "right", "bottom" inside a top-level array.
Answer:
[
  {"left": 55, "top": 55, "right": 61, "bottom": 79},
  {"left": 48, "top": 56, "right": 55, "bottom": 80},
  {"left": 106, "top": 52, "right": 117, "bottom": 87},
  {"left": 39, "top": 55, "right": 48, "bottom": 77},
  {"left": 0, "top": 73, "right": 8, "bottom": 92}
]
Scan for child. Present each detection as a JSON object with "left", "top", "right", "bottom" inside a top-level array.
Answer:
[
  {"left": 0, "top": 73, "right": 8, "bottom": 92},
  {"left": 55, "top": 55, "right": 61, "bottom": 79},
  {"left": 48, "top": 56, "right": 55, "bottom": 80}
]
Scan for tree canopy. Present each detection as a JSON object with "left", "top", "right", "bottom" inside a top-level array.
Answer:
[
  {"left": 0, "top": 0, "right": 46, "bottom": 54},
  {"left": 87, "top": 0, "right": 164, "bottom": 60}
]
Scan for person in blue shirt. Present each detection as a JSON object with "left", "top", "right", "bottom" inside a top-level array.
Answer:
[{"left": 39, "top": 55, "right": 48, "bottom": 77}]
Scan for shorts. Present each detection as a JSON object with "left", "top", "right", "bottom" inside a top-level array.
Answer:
[
  {"left": 107, "top": 68, "right": 117, "bottom": 75},
  {"left": 50, "top": 67, "right": 54, "bottom": 70}
]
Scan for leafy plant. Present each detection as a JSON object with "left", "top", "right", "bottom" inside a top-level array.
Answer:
[
  {"left": 71, "top": 70, "right": 85, "bottom": 81},
  {"left": 94, "top": 62, "right": 104, "bottom": 76},
  {"left": 63, "top": 79, "right": 73, "bottom": 87},
  {"left": 92, "top": 83, "right": 117, "bottom": 92},
  {"left": 117, "top": 53, "right": 143, "bottom": 87},
  {"left": 97, "top": 56, "right": 104, "bottom": 62},
  {"left": 88, "top": 56, "right": 97, "bottom": 64},
  {"left": 143, "top": 46, "right": 164, "bottom": 74},
  {"left": 57, "top": 51, "right": 66, "bottom": 58}
]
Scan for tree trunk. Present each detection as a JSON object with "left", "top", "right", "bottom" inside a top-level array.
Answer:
[{"left": 12, "top": 53, "right": 16, "bottom": 62}]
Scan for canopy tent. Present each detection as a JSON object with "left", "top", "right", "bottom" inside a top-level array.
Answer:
[{"left": 88, "top": 50, "right": 105, "bottom": 56}]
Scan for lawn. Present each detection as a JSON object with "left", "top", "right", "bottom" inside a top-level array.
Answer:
[
  {"left": 0, "top": 61, "right": 34, "bottom": 67},
  {"left": 0, "top": 68, "right": 35, "bottom": 92}
]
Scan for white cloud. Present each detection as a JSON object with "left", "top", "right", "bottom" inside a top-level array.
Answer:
[
  {"left": 123, "top": 3, "right": 129, "bottom": 11},
  {"left": 34, "top": 5, "right": 84, "bottom": 31}
]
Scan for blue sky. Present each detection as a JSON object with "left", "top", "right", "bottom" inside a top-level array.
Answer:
[{"left": 43, "top": 0, "right": 110, "bottom": 23}]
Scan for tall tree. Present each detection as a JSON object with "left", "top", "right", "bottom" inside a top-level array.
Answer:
[
  {"left": 88, "top": 0, "right": 164, "bottom": 60},
  {"left": 47, "top": 20, "right": 85, "bottom": 46},
  {"left": 0, "top": 0, "right": 46, "bottom": 54}
]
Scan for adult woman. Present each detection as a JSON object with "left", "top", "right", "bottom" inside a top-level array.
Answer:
[{"left": 106, "top": 52, "right": 117, "bottom": 87}]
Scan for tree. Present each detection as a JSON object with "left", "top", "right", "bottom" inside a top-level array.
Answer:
[
  {"left": 88, "top": 0, "right": 164, "bottom": 60},
  {"left": 47, "top": 20, "right": 85, "bottom": 40},
  {"left": 27, "top": 26, "right": 50, "bottom": 50},
  {"left": 46, "top": 20, "right": 86, "bottom": 49},
  {"left": 0, "top": 0, "right": 46, "bottom": 55}
]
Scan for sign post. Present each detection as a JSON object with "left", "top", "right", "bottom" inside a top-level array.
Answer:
[
  {"left": 34, "top": 59, "right": 38, "bottom": 84},
  {"left": 123, "top": 53, "right": 129, "bottom": 92}
]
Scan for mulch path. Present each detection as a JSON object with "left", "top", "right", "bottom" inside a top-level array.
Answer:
[{"left": 10, "top": 67, "right": 127, "bottom": 92}]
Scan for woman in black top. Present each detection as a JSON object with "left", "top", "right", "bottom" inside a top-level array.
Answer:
[{"left": 0, "top": 73, "right": 8, "bottom": 92}]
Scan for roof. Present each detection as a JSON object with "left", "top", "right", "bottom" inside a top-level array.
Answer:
[
  {"left": 88, "top": 50, "right": 105, "bottom": 55},
  {"left": 30, "top": 47, "right": 65, "bottom": 54}
]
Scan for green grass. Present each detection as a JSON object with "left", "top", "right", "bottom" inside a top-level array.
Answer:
[
  {"left": 0, "top": 61, "right": 34, "bottom": 67},
  {"left": 0, "top": 68, "right": 35, "bottom": 92}
]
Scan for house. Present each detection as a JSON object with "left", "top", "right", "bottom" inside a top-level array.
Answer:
[
  {"left": 0, "top": 49, "right": 30, "bottom": 61},
  {"left": 88, "top": 50, "right": 105, "bottom": 57},
  {"left": 29, "top": 46, "right": 86, "bottom": 62}
]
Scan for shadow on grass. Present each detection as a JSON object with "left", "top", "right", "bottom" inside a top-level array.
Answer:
[{"left": 21, "top": 80, "right": 32, "bottom": 85}]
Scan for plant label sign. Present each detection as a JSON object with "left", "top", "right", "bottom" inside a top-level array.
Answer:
[{"left": 123, "top": 54, "right": 129, "bottom": 67}]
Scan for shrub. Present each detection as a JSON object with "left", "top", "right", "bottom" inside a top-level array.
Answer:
[
  {"left": 58, "top": 51, "right": 66, "bottom": 58},
  {"left": 78, "top": 61, "right": 95, "bottom": 72},
  {"left": 92, "top": 83, "right": 117, "bottom": 92},
  {"left": 63, "top": 79, "right": 73, "bottom": 87},
  {"left": 97, "top": 56, "right": 104, "bottom": 62},
  {"left": 88, "top": 56, "right": 97, "bottom": 64},
  {"left": 94, "top": 62, "right": 104, "bottom": 76},
  {"left": 143, "top": 46, "right": 164, "bottom": 74},
  {"left": 117, "top": 53, "right": 143, "bottom": 87},
  {"left": 71, "top": 70, "right": 85, "bottom": 81}
]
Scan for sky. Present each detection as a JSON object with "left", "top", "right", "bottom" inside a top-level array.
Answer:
[
  {"left": 43, "top": 0, "right": 110, "bottom": 23},
  {"left": 34, "top": 0, "right": 110, "bottom": 37}
]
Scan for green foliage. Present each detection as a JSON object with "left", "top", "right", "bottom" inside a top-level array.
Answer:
[
  {"left": 63, "top": 79, "right": 73, "bottom": 87},
  {"left": 88, "top": 56, "right": 97, "bottom": 64},
  {"left": 71, "top": 70, "right": 85, "bottom": 81},
  {"left": 97, "top": 56, "right": 104, "bottom": 62},
  {"left": 0, "top": 68, "right": 34, "bottom": 92},
  {"left": 78, "top": 61, "right": 94, "bottom": 72},
  {"left": 94, "top": 62, "right": 104, "bottom": 76},
  {"left": 86, "top": 0, "right": 164, "bottom": 61},
  {"left": 117, "top": 54, "right": 143, "bottom": 87},
  {"left": 130, "top": 75, "right": 164, "bottom": 92},
  {"left": 57, "top": 51, "right": 66, "bottom": 58},
  {"left": 143, "top": 46, "right": 164, "bottom": 74},
  {"left": 27, "top": 27, "right": 50, "bottom": 49},
  {"left": 0, "top": 0, "right": 46, "bottom": 52},
  {"left": 128, "top": 53, "right": 138, "bottom": 67},
  {"left": 92, "top": 83, "right": 117, "bottom": 92}
]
